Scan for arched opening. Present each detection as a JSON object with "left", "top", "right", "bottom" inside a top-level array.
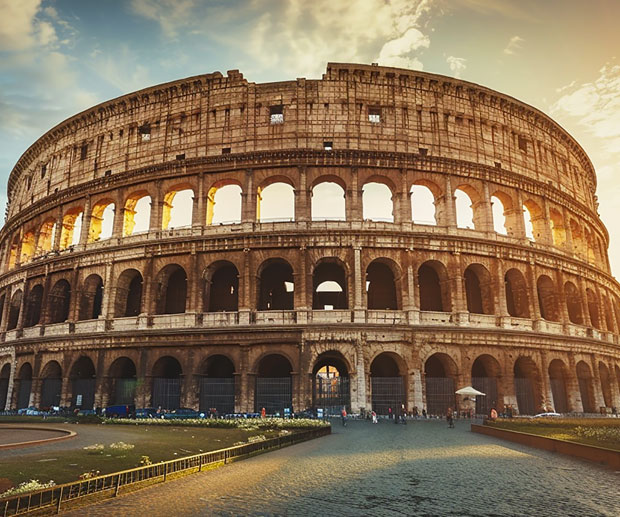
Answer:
[
  {"left": 7, "top": 289, "right": 23, "bottom": 330},
  {"left": 362, "top": 182, "right": 393, "bottom": 222},
  {"left": 123, "top": 192, "right": 151, "bottom": 236},
  {"left": 313, "top": 352, "right": 350, "bottom": 414},
  {"left": 537, "top": 275, "right": 559, "bottom": 322},
  {"left": 464, "top": 264, "right": 494, "bottom": 315},
  {"left": 576, "top": 361, "right": 595, "bottom": 412},
  {"left": 40, "top": 361, "right": 62, "bottom": 409},
  {"left": 16, "top": 363, "right": 33, "bottom": 409},
  {"left": 88, "top": 200, "right": 115, "bottom": 242},
  {"left": 504, "top": 268, "right": 529, "bottom": 318},
  {"left": 207, "top": 182, "right": 242, "bottom": 225},
  {"left": 79, "top": 274, "right": 103, "bottom": 321},
  {"left": 514, "top": 357, "right": 541, "bottom": 415},
  {"left": 418, "top": 261, "right": 451, "bottom": 312},
  {"left": 371, "top": 353, "right": 406, "bottom": 415},
  {"left": 37, "top": 219, "right": 57, "bottom": 253},
  {"left": 199, "top": 355, "right": 236, "bottom": 415},
  {"left": 48, "top": 279, "right": 71, "bottom": 324},
  {"left": 70, "top": 356, "right": 96, "bottom": 409},
  {"left": 162, "top": 188, "right": 194, "bottom": 229},
  {"left": 603, "top": 297, "right": 615, "bottom": 333},
  {"left": 152, "top": 356, "right": 182, "bottom": 410},
  {"left": 410, "top": 184, "right": 436, "bottom": 225},
  {"left": 258, "top": 259, "right": 294, "bottom": 310},
  {"left": 424, "top": 353, "right": 457, "bottom": 416},
  {"left": 59, "top": 208, "right": 83, "bottom": 249},
  {"left": 549, "top": 209, "right": 566, "bottom": 247},
  {"left": 585, "top": 230, "right": 596, "bottom": 264},
  {"left": 114, "top": 269, "right": 143, "bottom": 317},
  {"left": 20, "top": 231, "right": 36, "bottom": 263},
  {"left": 311, "top": 181, "right": 346, "bottom": 221},
  {"left": 24, "top": 284, "right": 44, "bottom": 327},
  {"left": 564, "top": 282, "right": 583, "bottom": 324},
  {"left": 548, "top": 359, "right": 569, "bottom": 413},
  {"left": 491, "top": 195, "right": 507, "bottom": 235},
  {"left": 523, "top": 200, "right": 545, "bottom": 242},
  {"left": 155, "top": 265, "right": 187, "bottom": 315},
  {"left": 255, "top": 354, "right": 292, "bottom": 415},
  {"left": 312, "top": 260, "right": 347, "bottom": 310},
  {"left": 204, "top": 262, "right": 239, "bottom": 312},
  {"left": 7, "top": 236, "right": 18, "bottom": 270},
  {"left": 455, "top": 188, "right": 475, "bottom": 229},
  {"left": 108, "top": 357, "right": 137, "bottom": 406},
  {"left": 0, "top": 363, "right": 10, "bottom": 410},
  {"left": 471, "top": 355, "right": 501, "bottom": 415},
  {"left": 586, "top": 288, "right": 600, "bottom": 329},
  {"left": 257, "top": 182, "right": 295, "bottom": 222},
  {"left": 366, "top": 260, "right": 398, "bottom": 310},
  {"left": 599, "top": 362, "right": 612, "bottom": 408},
  {"left": 570, "top": 219, "right": 586, "bottom": 256}
]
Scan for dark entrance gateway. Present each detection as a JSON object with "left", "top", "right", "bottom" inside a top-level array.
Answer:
[
  {"left": 370, "top": 353, "right": 405, "bottom": 415},
  {"left": 312, "top": 352, "right": 350, "bottom": 415},
  {"left": 255, "top": 354, "right": 292, "bottom": 415},
  {"left": 199, "top": 355, "right": 235, "bottom": 415}
]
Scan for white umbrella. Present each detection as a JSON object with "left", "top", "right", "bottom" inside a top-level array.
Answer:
[{"left": 455, "top": 386, "right": 486, "bottom": 396}]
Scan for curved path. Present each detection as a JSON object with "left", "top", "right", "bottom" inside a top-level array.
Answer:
[
  {"left": 67, "top": 419, "right": 619, "bottom": 517},
  {"left": 0, "top": 425, "right": 74, "bottom": 449}
]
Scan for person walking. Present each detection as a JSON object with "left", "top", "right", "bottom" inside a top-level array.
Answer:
[
  {"left": 447, "top": 407, "right": 454, "bottom": 428},
  {"left": 371, "top": 410, "right": 378, "bottom": 424},
  {"left": 341, "top": 407, "right": 347, "bottom": 426}
]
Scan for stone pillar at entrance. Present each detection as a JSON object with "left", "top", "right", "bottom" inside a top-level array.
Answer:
[{"left": 349, "top": 342, "right": 367, "bottom": 413}]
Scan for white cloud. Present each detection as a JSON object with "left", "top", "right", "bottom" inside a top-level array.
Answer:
[
  {"left": 446, "top": 56, "right": 466, "bottom": 78},
  {"left": 378, "top": 28, "right": 430, "bottom": 70},
  {"left": 503, "top": 35, "right": 524, "bottom": 55},
  {"left": 0, "top": 0, "right": 42, "bottom": 50},
  {"left": 130, "top": 0, "right": 197, "bottom": 39}
]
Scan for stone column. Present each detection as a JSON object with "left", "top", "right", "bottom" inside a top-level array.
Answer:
[
  {"left": 53, "top": 210, "right": 63, "bottom": 250},
  {"left": 554, "top": 269, "right": 569, "bottom": 325},
  {"left": 495, "top": 258, "right": 509, "bottom": 319},
  {"left": 3, "top": 348, "right": 16, "bottom": 410},
  {"left": 192, "top": 173, "right": 205, "bottom": 229},
  {"left": 346, "top": 168, "right": 361, "bottom": 223},
  {"left": 349, "top": 339, "right": 367, "bottom": 412},
  {"left": 241, "top": 169, "right": 255, "bottom": 226},
  {"left": 78, "top": 195, "right": 92, "bottom": 247},
  {"left": 590, "top": 354, "right": 606, "bottom": 410},
  {"left": 526, "top": 262, "right": 541, "bottom": 321},
  {"left": 238, "top": 248, "right": 252, "bottom": 325},
  {"left": 473, "top": 182, "right": 493, "bottom": 234},
  {"left": 411, "top": 368, "right": 424, "bottom": 411},
  {"left": 295, "top": 166, "right": 310, "bottom": 223},
  {"left": 577, "top": 276, "right": 592, "bottom": 327},
  {"left": 100, "top": 262, "right": 114, "bottom": 320},
  {"left": 0, "top": 285, "right": 12, "bottom": 333},
  {"left": 68, "top": 267, "right": 81, "bottom": 322},
  {"left": 16, "top": 282, "right": 28, "bottom": 330},
  {"left": 187, "top": 250, "right": 200, "bottom": 313},
  {"left": 566, "top": 354, "right": 580, "bottom": 411},
  {"left": 439, "top": 174, "right": 457, "bottom": 231},
  {"left": 539, "top": 351, "right": 553, "bottom": 412},
  {"left": 353, "top": 246, "right": 364, "bottom": 321}
]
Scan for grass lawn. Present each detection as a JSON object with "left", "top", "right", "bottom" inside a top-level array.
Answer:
[
  {"left": 1, "top": 423, "right": 279, "bottom": 489},
  {"left": 486, "top": 418, "right": 620, "bottom": 451}
]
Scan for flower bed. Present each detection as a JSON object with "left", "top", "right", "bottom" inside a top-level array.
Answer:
[{"left": 103, "top": 417, "right": 329, "bottom": 430}]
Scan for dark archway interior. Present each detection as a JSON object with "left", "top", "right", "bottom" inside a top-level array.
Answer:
[
  {"left": 425, "top": 355, "right": 448, "bottom": 377},
  {"left": 40, "top": 361, "right": 62, "bottom": 408},
  {"left": 152, "top": 356, "right": 182, "bottom": 378},
  {"left": 79, "top": 275, "right": 104, "bottom": 320},
  {"left": 109, "top": 357, "right": 137, "bottom": 406},
  {"left": 259, "top": 262, "right": 294, "bottom": 310},
  {"left": 505, "top": 269, "right": 530, "bottom": 318},
  {"left": 24, "top": 285, "right": 43, "bottom": 327},
  {"left": 16, "top": 363, "right": 33, "bottom": 409},
  {"left": 367, "top": 262, "right": 398, "bottom": 310},
  {"left": 203, "top": 355, "right": 235, "bottom": 377},
  {"left": 418, "top": 264, "right": 444, "bottom": 311},
  {"left": 564, "top": 282, "right": 583, "bottom": 324},
  {"left": 48, "top": 280, "right": 71, "bottom": 324},
  {"left": 576, "top": 361, "right": 595, "bottom": 412},
  {"left": 586, "top": 289, "right": 600, "bottom": 329},
  {"left": 313, "top": 262, "right": 347, "bottom": 309},
  {"left": 548, "top": 359, "right": 569, "bottom": 413},
  {"left": 0, "top": 363, "right": 10, "bottom": 409},
  {"left": 158, "top": 266, "right": 187, "bottom": 314},
  {"left": 371, "top": 354, "right": 400, "bottom": 376},
  {"left": 70, "top": 356, "right": 96, "bottom": 409},
  {"left": 258, "top": 355, "right": 292, "bottom": 377},
  {"left": 109, "top": 357, "right": 137, "bottom": 378},
  {"left": 537, "top": 276, "right": 559, "bottom": 322},
  {"left": 464, "top": 268, "right": 483, "bottom": 314},
  {"left": 70, "top": 357, "right": 96, "bottom": 379},
  {"left": 514, "top": 357, "right": 540, "bottom": 415},
  {"left": 7, "top": 290, "right": 22, "bottom": 330},
  {"left": 207, "top": 264, "right": 239, "bottom": 312},
  {"left": 599, "top": 363, "right": 612, "bottom": 407},
  {"left": 126, "top": 274, "right": 143, "bottom": 316},
  {"left": 313, "top": 354, "right": 349, "bottom": 377}
]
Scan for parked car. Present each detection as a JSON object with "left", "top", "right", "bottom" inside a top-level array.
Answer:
[
  {"left": 533, "top": 412, "right": 561, "bottom": 418},
  {"left": 104, "top": 405, "right": 136, "bottom": 418},
  {"left": 17, "top": 406, "right": 45, "bottom": 416},
  {"left": 135, "top": 407, "right": 158, "bottom": 419},
  {"left": 162, "top": 408, "right": 204, "bottom": 420}
]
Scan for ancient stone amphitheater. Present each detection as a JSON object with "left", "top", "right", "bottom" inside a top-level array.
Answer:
[{"left": 1, "top": 63, "right": 619, "bottom": 417}]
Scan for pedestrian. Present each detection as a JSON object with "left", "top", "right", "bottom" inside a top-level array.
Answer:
[
  {"left": 401, "top": 403, "right": 407, "bottom": 424},
  {"left": 388, "top": 407, "right": 392, "bottom": 419},
  {"left": 371, "top": 410, "right": 378, "bottom": 424},
  {"left": 422, "top": 408, "right": 427, "bottom": 419},
  {"left": 490, "top": 407, "right": 498, "bottom": 421},
  {"left": 341, "top": 407, "right": 347, "bottom": 426},
  {"left": 261, "top": 407, "right": 266, "bottom": 419},
  {"left": 447, "top": 407, "right": 454, "bottom": 428}
]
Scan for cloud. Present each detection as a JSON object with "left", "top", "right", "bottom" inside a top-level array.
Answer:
[
  {"left": 503, "top": 35, "right": 524, "bottom": 55},
  {"left": 130, "top": 0, "right": 197, "bottom": 39},
  {"left": 378, "top": 28, "right": 430, "bottom": 70},
  {"left": 446, "top": 56, "right": 466, "bottom": 78}
]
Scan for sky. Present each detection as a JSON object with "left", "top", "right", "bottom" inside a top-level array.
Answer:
[{"left": 1, "top": 0, "right": 619, "bottom": 274}]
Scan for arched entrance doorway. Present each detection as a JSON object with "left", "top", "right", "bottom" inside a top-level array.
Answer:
[
  {"left": 312, "top": 352, "right": 350, "bottom": 415},
  {"left": 370, "top": 353, "right": 405, "bottom": 415},
  {"left": 471, "top": 355, "right": 501, "bottom": 415},
  {"left": 108, "top": 357, "right": 137, "bottom": 405},
  {"left": 599, "top": 362, "right": 612, "bottom": 408},
  {"left": 0, "top": 363, "right": 10, "bottom": 409},
  {"left": 514, "top": 357, "right": 541, "bottom": 415},
  {"left": 16, "top": 363, "right": 33, "bottom": 409},
  {"left": 70, "top": 356, "right": 96, "bottom": 409},
  {"left": 548, "top": 359, "right": 569, "bottom": 413},
  {"left": 199, "top": 355, "right": 235, "bottom": 415},
  {"left": 40, "top": 361, "right": 62, "bottom": 409},
  {"left": 152, "top": 356, "right": 182, "bottom": 410},
  {"left": 576, "top": 361, "right": 595, "bottom": 413},
  {"left": 424, "top": 354, "right": 457, "bottom": 416},
  {"left": 255, "top": 354, "right": 292, "bottom": 415}
]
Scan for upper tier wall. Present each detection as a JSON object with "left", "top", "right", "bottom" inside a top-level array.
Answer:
[{"left": 6, "top": 63, "right": 597, "bottom": 220}]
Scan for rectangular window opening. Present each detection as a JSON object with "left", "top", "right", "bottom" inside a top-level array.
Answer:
[
  {"left": 419, "top": 147, "right": 428, "bottom": 156},
  {"left": 176, "top": 153, "right": 185, "bottom": 161},
  {"left": 368, "top": 107, "right": 381, "bottom": 123},
  {"left": 222, "top": 147, "right": 231, "bottom": 154},
  {"left": 105, "top": 170, "right": 112, "bottom": 177},
  {"left": 518, "top": 135, "right": 528, "bottom": 152},
  {"left": 139, "top": 124, "right": 151, "bottom": 142},
  {"left": 80, "top": 144, "right": 88, "bottom": 160},
  {"left": 323, "top": 141, "right": 333, "bottom": 151},
  {"left": 41, "top": 164, "right": 47, "bottom": 178},
  {"left": 270, "top": 105, "right": 284, "bottom": 124}
]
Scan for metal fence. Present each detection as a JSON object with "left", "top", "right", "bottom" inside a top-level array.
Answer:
[
  {"left": 371, "top": 377, "right": 404, "bottom": 415},
  {"left": 0, "top": 426, "right": 330, "bottom": 516}
]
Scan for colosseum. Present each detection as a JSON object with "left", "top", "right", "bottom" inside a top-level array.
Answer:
[{"left": 0, "top": 62, "right": 619, "bottom": 418}]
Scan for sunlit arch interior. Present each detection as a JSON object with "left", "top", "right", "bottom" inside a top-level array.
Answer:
[
  {"left": 410, "top": 184, "right": 436, "bottom": 225},
  {"left": 455, "top": 188, "right": 474, "bottom": 229},
  {"left": 491, "top": 195, "right": 507, "bottom": 235},
  {"left": 163, "top": 188, "right": 194, "bottom": 229},
  {"left": 362, "top": 182, "right": 393, "bottom": 222},
  {"left": 88, "top": 199, "right": 115, "bottom": 242},
  {"left": 123, "top": 192, "right": 151, "bottom": 236},
  {"left": 60, "top": 208, "right": 83, "bottom": 249},
  {"left": 257, "top": 182, "right": 295, "bottom": 222},
  {"left": 207, "top": 183, "right": 242, "bottom": 225},
  {"left": 312, "top": 181, "right": 345, "bottom": 221}
]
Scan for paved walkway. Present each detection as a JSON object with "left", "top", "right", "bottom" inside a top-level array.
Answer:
[{"left": 66, "top": 419, "right": 619, "bottom": 517}]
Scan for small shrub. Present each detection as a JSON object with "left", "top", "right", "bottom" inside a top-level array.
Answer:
[
  {"left": 139, "top": 456, "right": 152, "bottom": 466},
  {"left": 109, "top": 441, "right": 135, "bottom": 450},
  {"left": 247, "top": 434, "right": 267, "bottom": 443},
  {"left": 0, "top": 479, "right": 55, "bottom": 498},
  {"left": 78, "top": 470, "right": 100, "bottom": 480},
  {"left": 83, "top": 443, "right": 105, "bottom": 453}
]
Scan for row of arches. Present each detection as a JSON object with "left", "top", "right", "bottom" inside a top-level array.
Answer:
[
  {"left": 2, "top": 258, "right": 619, "bottom": 334},
  {"left": 3, "top": 352, "right": 618, "bottom": 415},
  {"left": 5, "top": 175, "right": 606, "bottom": 270}
]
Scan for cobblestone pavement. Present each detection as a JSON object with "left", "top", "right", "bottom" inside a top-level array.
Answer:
[{"left": 66, "top": 419, "right": 620, "bottom": 517}]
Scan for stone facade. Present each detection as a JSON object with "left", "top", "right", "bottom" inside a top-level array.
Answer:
[{"left": 0, "top": 63, "right": 619, "bottom": 416}]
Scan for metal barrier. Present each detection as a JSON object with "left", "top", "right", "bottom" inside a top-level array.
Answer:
[{"left": 1, "top": 426, "right": 330, "bottom": 516}]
